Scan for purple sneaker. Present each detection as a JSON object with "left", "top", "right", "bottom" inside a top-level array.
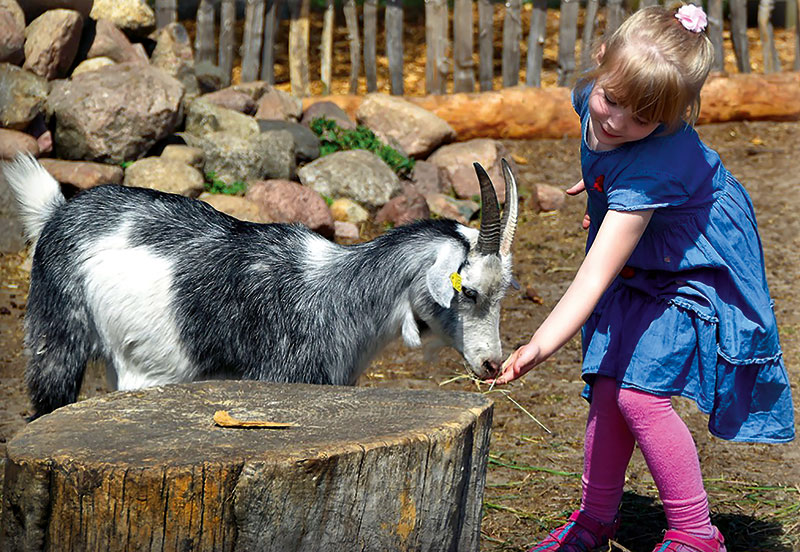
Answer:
[
  {"left": 652, "top": 527, "right": 726, "bottom": 552},
  {"left": 528, "top": 510, "right": 619, "bottom": 552}
]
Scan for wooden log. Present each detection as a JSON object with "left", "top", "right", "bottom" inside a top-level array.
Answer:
[
  {"left": 194, "top": 0, "right": 216, "bottom": 65},
  {"left": 386, "top": 0, "right": 404, "bottom": 95},
  {"left": 261, "top": 0, "right": 279, "bottom": 84},
  {"left": 219, "top": 0, "right": 236, "bottom": 87},
  {"left": 729, "top": 0, "right": 750, "bottom": 72},
  {"left": 364, "top": 0, "right": 378, "bottom": 93},
  {"left": 343, "top": 0, "right": 361, "bottom": 94},
  {"left": 557, "top": 0, "right": 579, "bottom": 86},
  {"left": 453, "top": 0, "right": 475, "bottom": 93},
  {"left": 526, "top": 0, "right": 547, "bottom": 87},
  {"left": 1, "top": 382, "right": 492, "bottom": 552},
  {"left": 425, "top": 0, "right": 448, "bottom": 94},
  {"left": 320, "top": 0, "right": 334, "bottom": 93},
  {"left": 502, "top": 0, "right": 522, "bottom": 87},
  {"left": 478, "top": 0, "right": 494, "bottom": 91},
  {"left": 302, "top": 73, "right": 800, "bottom": 141},
  {"left": 708, "top": 0, "right": 724, "bottom": 73},
  {"left": 241, "top": 0, "right": 265, "bottom": 82},
  {"left": 288, "top": 0, "right": 311, "bottom": 96}
]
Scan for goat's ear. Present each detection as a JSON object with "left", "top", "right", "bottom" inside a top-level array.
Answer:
[{"left": 425, "top": 244, "right": 462, "bottom": 308}]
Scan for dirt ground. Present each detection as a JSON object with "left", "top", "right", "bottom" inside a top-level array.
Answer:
[{"left": 1, "top": 119, "right": 798, "bottom": 551}]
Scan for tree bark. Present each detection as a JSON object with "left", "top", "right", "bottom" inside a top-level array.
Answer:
[{"left": 2, "top": 382, "right": 492, "bottom": 552}]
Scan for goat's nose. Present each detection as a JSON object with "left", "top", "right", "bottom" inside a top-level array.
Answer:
[{"left": 482, "top": 359, "right": 500, "bottom": 378}]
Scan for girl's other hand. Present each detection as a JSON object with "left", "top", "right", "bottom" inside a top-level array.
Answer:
[
  {"left": 492, "top": 340, "right": 542, "bottom": 385},
  {"left": 566, "top": 179, "right": 591, "bottom": 230}
]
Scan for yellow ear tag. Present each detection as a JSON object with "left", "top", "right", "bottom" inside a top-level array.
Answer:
[{"left": 450, "top": 272, "right": 462, "bottom": 293}]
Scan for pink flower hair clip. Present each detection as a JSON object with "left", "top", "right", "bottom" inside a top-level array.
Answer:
[{"left": 675, "top": 4, "right": 708, "bottom": 33}]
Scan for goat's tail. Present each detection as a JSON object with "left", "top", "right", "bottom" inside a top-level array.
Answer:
[{"left": 3, "top": 153, "right": 65, "bottom": 243}]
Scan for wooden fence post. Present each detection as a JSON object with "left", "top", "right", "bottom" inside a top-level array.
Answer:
[
  {"left": 795, "top": 0, "right": 800, "bottom": 70},
  {"left": 288, "top": 0, "right": 311, "bottom": 96},
  {"left": 708, "top": 0, "right": 724, "bottom": 73},
  {"left": 758, "top": 0, "right": 781, "bottom": 72},
  {"left": 195, "top": 0, "right": 216, "bottom": 65},
  {"left": 579, "top": 0, "right": 599, "bottom": 71},
  {"left": 219, "top": 0, "right": 236, "bottom": 87},
  {"left": 453, "top": 0, "right": 476, "bottom": 92},
  {"left": 425, "top": 0, "right": 448, "bottom": 94},
  {"left": 502, "top": 0, "right": 522, "bottom": 87},
  {"left": 344, "top": 0, "right": 361, "bottom": 94},
  {"left": 557, "top": 0, "right": 578, "bottom": 86},
  {"left": 605, "top": 0, "right": 624, "bottom": 36},
  {"left": 729, "top": 0, "right": 751, "bottom": 72},
  {"left": 364, "top": 0, "right": 378, "bottom": 92},
  {"left": 478, "top": 0, "right": 494, "bottom": 91},
  {"left": 261, "top": 0, "right": 279, "bottom": 84},
  {"left": 320, "top": 0, "right": 334, "bottom": 93},
  {"left": 386, "top": 0, "right": 404, "bottom": 95},
  {"left": 155, "top": 0, "right": 177, "bottom": 30},
  {"left": 526, "top": 0, "right": 547, "bottom": 87}
]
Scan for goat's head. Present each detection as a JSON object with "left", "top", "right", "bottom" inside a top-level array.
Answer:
[{"left": 420, "top": 159, "right": 519, "bottom": 379}]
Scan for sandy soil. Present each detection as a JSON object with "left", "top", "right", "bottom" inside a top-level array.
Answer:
[{"left": 1, "top": 120, "right": 798, "bottom": 551}]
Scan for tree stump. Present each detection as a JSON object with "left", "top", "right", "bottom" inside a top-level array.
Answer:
[{"left": 1, "top": 382, "right": 493, "bottom": 552}]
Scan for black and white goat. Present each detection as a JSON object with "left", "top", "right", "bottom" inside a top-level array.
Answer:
[{"left": 4, "top": 153, "right": 518, "bottom": 419}]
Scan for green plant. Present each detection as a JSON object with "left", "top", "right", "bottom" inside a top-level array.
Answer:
[
  {"left": 204, "top": 171, "right": 247, "bottom": 196},
  {"left": 310, "top": 117, "right": 415, "bottom": 179}
]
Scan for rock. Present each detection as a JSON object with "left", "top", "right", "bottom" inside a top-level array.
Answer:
[
  {"left": 123, "top": 157, "right": 205, "bottom": 196},
  {"left": 26, "top": 113, "right": 52, "bottom": 154},
  {"left": 254, "top": 87, "right": 303, "bottom": 121},
  {"left": 298, "top": 149, "right": 401, "bottom": 209},
  {"left": 199, "top": 192, "right": 267, "bottom": 223},
  {"left": 23, "top": 9, "right": 83, "bottom": 80},
  {"left": 410, "top": 160, "right": 446, "bottom": 195},
  {"left": 426, "top": 139, "right": 517, "bottom": 204},
  {"left": 334, "top": 220, "right": 360, "bottom": 241},
  {"left": 301, "top": 100, "right": 356, "bottom": 130},
  {"left": 257, "top": 119, "right": 320, "bottom": 162},
  {"left": 0, "top": 63, "right": 49, "bottom": 130},
  {"left": 39, "top": 158, "right": 124, "bottom": 189},
  {"left": 86, "top": 18, "right": 147, "bottom": 65},
  {"left": 150, "top": 22, "right": 200, "bottom": 103},
  {"left": 535, "top": 183, "right": 565, "bottom": 212},
  {"left": 0, "top": 128, "right": 39, "bottom": 159},
  {"left": 375, "top": 185, "right": 430, "bottom": 227},
  {"left": 90, "top": 0, "right": 156, "bottom": 36},
  {"left": 0, "top": 0, "right": 24, "bottom": 28},
  {"left": 194, "top": 60, "right": 227, "bottom": 94},
  {"left": 0, "top": 168, "right": 26, "bottom": 252},
  {"left": 330, "top": 198, "right": 369, "bottom": 224},
  {"left": 160, "top": 144, "right": 204, "bottom": 170},
  {"left": 47, "top": 62, "right": 184, "bottom": 163},
  {"left": 246, "top": 179, "right": 335, "bottom": 238},
  {"left": 230, "top": 81, "right": 274, "bottom": 101},
  {"left": 184, "top": 98, "right": 260, "bottom": 139},
  {"left": 200, "top": 89, "right": 257, "bottom": 115},
  {"left": 424, "top": 193, "right": 479, "bottom": 225},
  {"left": 0, "top": 6, "right": 24, "bottom": 65},
  {"left": 181, "top": 129, "right": 295, "bottom": 184},
  {"left": 356, "top": 94, "right": 456, "bottom": 158},
  {"left": 71, "top": 56, "right": 116, "bottom": 76}
]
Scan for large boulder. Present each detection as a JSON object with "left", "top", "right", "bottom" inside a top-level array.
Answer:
[
  {"left": 90, "top": 0, "right": 155, "bottom": 36},
  {"left": 86, "top": 18, "right": 148, "bottom": 64},
  {"left": 23, "top": 9, "right": 83, "bottom": 80},
  {"left": 246, "top": 179, "right": 335, "bottom": 238},
  {"left": 298, "top": 149, "right": 401, "bottom": 209},
  {"left": 257, "top": 119, "right": 320, "bottom": 162},
  {"left": 184, "top": 98, "right": 259, "bottom": 139},
  {"left": 123, "top": 157, "right": 205, "bottom": 196},
  {"left": 356, "top": 94, "right": 456, "bottom": 158},
  {"left": 0, "top": 1, "right": 24, "bottom": 64},
  {"left": 0, "top": 63, "right": 49, "bottom": 130},
  {"left": 150, "top": 22, "right": 200, "bottom": 103},
  {"left": 39, "top": 158, "right": 124, "bottom": 190},
  {"left": 47, "top": 62, "right": 184, "bottom": 163}
]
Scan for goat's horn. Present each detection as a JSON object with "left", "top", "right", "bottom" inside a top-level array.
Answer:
[
  {"left": 499, "top": 158, "right": 519, "bottom": 257},
  {"left": 475, "top": 162, "right": 501, "bottom": 256}
]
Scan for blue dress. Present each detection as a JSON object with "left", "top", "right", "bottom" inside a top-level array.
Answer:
[{"left": 573, "top": 84, "right": 794, "bottom": 443}]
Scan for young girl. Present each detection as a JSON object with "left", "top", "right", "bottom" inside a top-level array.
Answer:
[{"left": 494, "top": 4, "right": 795, "bottom": 552}]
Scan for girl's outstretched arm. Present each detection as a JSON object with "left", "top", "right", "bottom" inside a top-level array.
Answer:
[{"left": 494, "top": 208, "right": 653, "bottom": 384}]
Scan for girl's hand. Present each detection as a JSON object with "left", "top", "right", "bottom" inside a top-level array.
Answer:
[
  {"left": 492, "top": 340, "right": 542, "bottom": 385},
  {"left": 566, "top": 179, "right": 591, "bottom": 230}
]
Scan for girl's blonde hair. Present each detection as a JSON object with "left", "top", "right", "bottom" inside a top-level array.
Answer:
[{"left": 578, "top": 4, "right": 715, "bottom": 132}]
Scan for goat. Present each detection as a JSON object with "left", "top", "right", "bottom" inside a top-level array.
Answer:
[{"left": 3, "top": 153, "right": 518, "bottom": 419}]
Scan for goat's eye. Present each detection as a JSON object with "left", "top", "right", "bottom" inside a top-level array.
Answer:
[{"left": 462, "top": 287, "right": 478, "bottom": 302}]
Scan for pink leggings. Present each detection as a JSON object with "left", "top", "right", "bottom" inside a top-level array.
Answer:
[{"left": 580, "top": 376, "right": 713, "bottom": 536}]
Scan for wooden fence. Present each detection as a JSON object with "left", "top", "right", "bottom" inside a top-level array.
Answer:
[{"left": 153, "top": 0, "right": 800, "bottom": 96}]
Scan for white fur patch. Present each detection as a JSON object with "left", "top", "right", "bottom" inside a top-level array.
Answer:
[{"left": 80, "top": 223, "right": 194, "bottom": 390}]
